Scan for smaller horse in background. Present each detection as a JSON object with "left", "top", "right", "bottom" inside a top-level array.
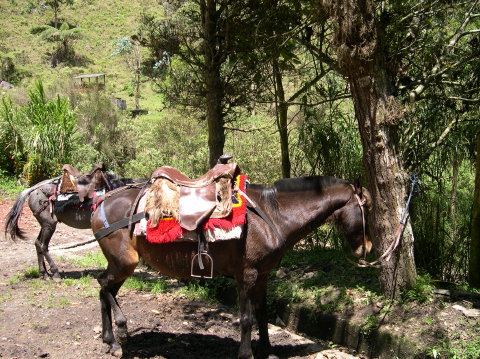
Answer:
[
  {"left": 4, "top": 162, "right": 144, "bottom": 279},
  {"left": 91, "top": 171, "right": 373, "bottom": 359}
]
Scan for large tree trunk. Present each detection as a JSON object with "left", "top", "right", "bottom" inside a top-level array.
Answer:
[
  {"left": 201, "top": 0, "right": 226, "bottom": 168},
  {"left": 323, "top": 0, "right": 417, "bottom": 297},
  {"left": 273, "top": 59, "right": 291, "bottom": 178},
  {"left": 469, "top": 132, "right": 480, "bottom": 287}
]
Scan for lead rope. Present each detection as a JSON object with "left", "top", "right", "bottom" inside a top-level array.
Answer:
[{"left": 347, "top": 175, "right": 418, "bottom": 268}]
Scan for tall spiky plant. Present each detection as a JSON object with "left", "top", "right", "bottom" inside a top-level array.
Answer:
[{"left": 0, "top": 81, "right": 78, "bottom": 183}]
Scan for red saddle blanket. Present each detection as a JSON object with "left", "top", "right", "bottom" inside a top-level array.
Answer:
[{"left": 146, "top": 174, "right": 248, "bottom": 244}]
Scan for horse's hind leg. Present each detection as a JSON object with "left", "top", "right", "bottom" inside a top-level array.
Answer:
[
  {"left": 34, "top": 222, "right": 60, "bottom": 279},
  {"left": 29, "top": 188, "right": 60, "bottom": 279}
]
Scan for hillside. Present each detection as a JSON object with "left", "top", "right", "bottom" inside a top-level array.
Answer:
[{"left": 1, "top": 0, "right": 162, "bottom": 108}]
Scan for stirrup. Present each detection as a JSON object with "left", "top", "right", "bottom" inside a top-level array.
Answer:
[{"left": 191, "top": 251, "right": 213, "bottom": 279}]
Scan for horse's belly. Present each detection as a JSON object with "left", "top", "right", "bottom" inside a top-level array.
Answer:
[
  {"left": 136, "top": 237, "right": 241, "bottom": 279},
  {"left": 55, "top": 211, "right": 91, "bottom": 228}
]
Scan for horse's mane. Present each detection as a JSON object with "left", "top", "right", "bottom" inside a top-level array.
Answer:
[
  {"left": 273, "top": 176, "right": 348, "bottom": 193},
  {"left": 250, "top": 176, "right": 349, "bottom": 215}
]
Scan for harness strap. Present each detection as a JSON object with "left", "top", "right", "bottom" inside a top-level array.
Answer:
[
  {"left": 99, "top": 201, "right": 110, "bottom": 228},
  {"left": 94, "top": 211, "right": 146, "bottom": 241},
  {"left": 237, "top": 188, "right": 284, "bottom": 243},
  {"left": 101, "top": 172, "right": 113, "bottom": 191},
  {"left": 128, "top": 184, "right": 149, "bottom": 233}
]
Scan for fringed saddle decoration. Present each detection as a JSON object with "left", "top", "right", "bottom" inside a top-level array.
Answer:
[{"left": 145, "top": 174, "right": 248, "bottom": 244}]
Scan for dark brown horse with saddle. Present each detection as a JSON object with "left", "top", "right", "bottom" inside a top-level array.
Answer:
[
  {"left": 91, "top": 163, "right": 373, "bottom": 359},
  {"left": 4, "top": 162, "right": 143, "bottom": 279}
]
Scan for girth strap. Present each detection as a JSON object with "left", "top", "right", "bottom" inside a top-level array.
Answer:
[{"left": 94, "top": 211, "right": 146, "bottom": 241}]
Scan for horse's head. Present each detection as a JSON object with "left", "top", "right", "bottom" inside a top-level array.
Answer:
[{"left": 331, "top": 179, "right": 373, "bottom": 258}]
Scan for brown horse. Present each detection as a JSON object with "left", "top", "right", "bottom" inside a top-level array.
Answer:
[{"left": 91, "top": 175, "right": 373, "bottom": 359}]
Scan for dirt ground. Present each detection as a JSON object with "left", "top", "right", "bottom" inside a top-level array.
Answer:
[{"left": 0, "top": 199, "right": 364, "bottom": 359}]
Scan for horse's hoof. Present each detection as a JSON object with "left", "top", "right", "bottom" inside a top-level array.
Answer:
[
  {"left": 52, "top": 273, "right": 62, "bottom": 282},
  {"left": 115, "top": 327, "right": 128, "bottom": 345},
  {"left": 110, "top": 343, "right": 123, "bottom": 357}
]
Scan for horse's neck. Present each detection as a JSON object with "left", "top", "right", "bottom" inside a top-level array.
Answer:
[{"left": 274, "top": 183, "right": 351, "bottom": 247}]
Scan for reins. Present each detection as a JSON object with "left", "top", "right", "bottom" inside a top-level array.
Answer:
[{"left": 346, "top": 175, "right": 418, "bottom": 268}]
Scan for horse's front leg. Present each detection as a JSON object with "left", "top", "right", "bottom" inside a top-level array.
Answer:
[{"left": 237, "top": 268, "right": 257, "bottom": 359}]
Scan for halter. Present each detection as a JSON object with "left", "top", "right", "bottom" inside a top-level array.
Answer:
[
  {"left": 346, "top": 176, "right": 418, "bottom": 268},
  {"left": 345, "top": 185, "right": 374, "bottom": 267},
  {"left": 346, "top": 184, "right": 394, "bottom": 268}
]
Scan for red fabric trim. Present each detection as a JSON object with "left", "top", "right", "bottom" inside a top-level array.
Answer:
[
  {"left": 146, "top": 218, "right": 186, "bottom": 244},
  {"left": 146, "top": 174, "right": 248, "bottom": 244}
]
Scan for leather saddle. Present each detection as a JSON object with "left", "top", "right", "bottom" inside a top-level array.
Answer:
[
  {"left": 147, "top": 162, "right": 240, "bottom": 231},
  {"left": 59, "top": 162, "right": 109, "bottom": 202}
]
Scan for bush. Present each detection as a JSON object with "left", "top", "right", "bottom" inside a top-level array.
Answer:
[{"left": 0, "top": 81, "right": 78, "bottom": 184}]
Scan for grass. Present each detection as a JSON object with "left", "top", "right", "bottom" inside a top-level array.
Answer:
[
  {"left": 70, "top": 251, "right": 107, "bottom": 268},
  {"left": 0, "top": 171, "right": 24, "bottom": 199},
  {"left": 123, "top": 275, "right": 168, "bottom": 293},
  {"left": 428, "top": 337, "right": 480, "bottom": 359},
  {"left": 176, "top": 281, "right": 214, "bottom": 302},
  {"left": 0, "top": 0, "right": 160, "bottom": 106}
]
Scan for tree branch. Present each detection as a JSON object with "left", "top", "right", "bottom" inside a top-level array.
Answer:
[{"left": 409, "top": 0, "right": 480, "bottom": 102}]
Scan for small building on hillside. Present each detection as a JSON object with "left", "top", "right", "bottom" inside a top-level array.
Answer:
[{"left": 73, "top": 73, "right": 106, "bottom": 90}]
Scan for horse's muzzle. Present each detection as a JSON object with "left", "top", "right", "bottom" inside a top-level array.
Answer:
[{"left": 352, "top": 237, "right": 373, "bottom": 258}]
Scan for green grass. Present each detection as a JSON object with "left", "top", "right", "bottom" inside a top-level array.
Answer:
[
  {"left": 402, "top": 272, "right": 435, "bottom": 303},
  {"left": 0, "top": 171, "right": 24, "bottom": 199},
  {"left": 7, "top": 267, "right": 41, "bottom": 285},
  {"left": 70, "top": 251, "right": 107, "bottom": 268},
  {"left": 176, "top": 281, "right": 214, "bottom": 302},
  {"left": 23, "top": 267, "right": 41, "bottom": 279},
  {"left": 123, "top": 275, "right": 168, "bottom": 293},
  {"left": 63, "top": 275, "right": 94, "bottom": 287},
  {"left": 428, "top": 337, "right": 480, "bottom": 359}
]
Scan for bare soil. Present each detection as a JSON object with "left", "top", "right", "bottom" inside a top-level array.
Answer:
[{"left": 0, "top": 199, "right": 363, "bottom": 359}]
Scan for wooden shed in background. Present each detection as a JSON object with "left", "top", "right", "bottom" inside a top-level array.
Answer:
[{"left": 73, "top": 73, "right": 106, "bottom": 90}]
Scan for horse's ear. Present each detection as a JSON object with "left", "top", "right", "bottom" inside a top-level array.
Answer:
[{"left": 354, "top": 175, "right": 363, "bottom": 197}]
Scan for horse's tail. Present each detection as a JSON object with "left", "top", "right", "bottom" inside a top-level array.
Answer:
[{"left": 4, "top": 177, "right": 58, "bottom": 241}]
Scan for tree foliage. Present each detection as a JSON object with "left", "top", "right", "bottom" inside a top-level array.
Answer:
[{"left": 32, "top": 22, "right": 83, "bottom": 67}]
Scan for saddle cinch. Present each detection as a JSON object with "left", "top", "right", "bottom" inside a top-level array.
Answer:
[
  {"left": 59, "top": 162, "right": 110, "bottom": 202},
  {"left": 144, "top": 159, "right": 241, "bottom": 277}
]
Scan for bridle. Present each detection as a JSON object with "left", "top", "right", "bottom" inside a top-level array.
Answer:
[
  {"left": 346, "top": 185, "right": 400, "bottom": 268},
  {"left": 345, "top": 185, "right": 376, "bottom": 268},
  {"left": 346, "top": 180, "right": 414, "bottom": 268}
]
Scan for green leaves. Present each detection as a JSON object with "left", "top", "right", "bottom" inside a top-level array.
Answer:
[{"left": 0, "top": 81, "right": 78, "bottom": 183}]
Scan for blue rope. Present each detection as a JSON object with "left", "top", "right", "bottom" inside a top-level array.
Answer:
[{"left": 400, "top": 174, "right": 418, "bottom": 225}]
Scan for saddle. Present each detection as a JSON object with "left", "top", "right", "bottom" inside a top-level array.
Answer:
[
  {"left": 146, "top": 162, "right": 240, "bottom": 231},
  {"left": 59, "top": 162, "right": 110, "bottom": 202}
]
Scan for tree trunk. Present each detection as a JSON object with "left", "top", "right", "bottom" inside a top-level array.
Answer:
[
  {"left": 469, "top": 132, "right": 480, "bottom": 287},
  {"left": 323, "top": 0, "right": 417, "bottom": 297},
  {"left": 134, "top": 42, "right": 141, "bottom": 111},
  {"left": 273, "top": 59, "right": 291, "bottom": 178},
  {"left": 201, "top": 0, "right": 226, "bottom": 168}
]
